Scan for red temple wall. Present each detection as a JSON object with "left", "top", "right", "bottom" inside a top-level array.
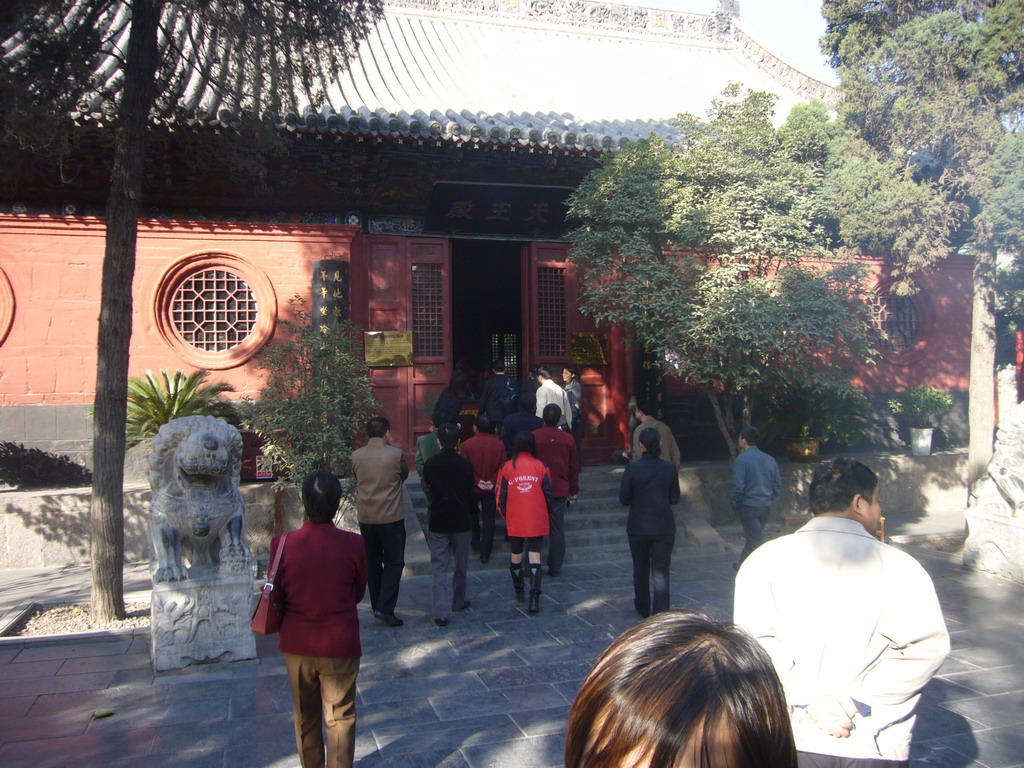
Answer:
[{"left": 0, "top": 216, "right": 357, "bottom": 406}]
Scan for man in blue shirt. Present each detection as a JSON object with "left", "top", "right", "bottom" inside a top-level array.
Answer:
[{"left": 732, "top": 425, "right": 781, "bottom": 567}]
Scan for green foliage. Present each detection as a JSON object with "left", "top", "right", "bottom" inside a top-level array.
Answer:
[
  {"left": 888, "top": 386, "right": 954, "bottom": 428},
  {"left": 0, "top": 442, "right": 92, "bottom": 489},
  {"left": 125, "top": 370, "right": 238, "bottom": 450},
  {"left": 243, "top": 300, "right": 377, "bottom": 487},
  {"left": 822, "top": 0, "right": 1022, "bottom": 280},
  {"left": 568, "top": 87, "right": 880, "bottom": 454},
  {"left": 759, "top": 382, "right": 870, "bottom": 448}
]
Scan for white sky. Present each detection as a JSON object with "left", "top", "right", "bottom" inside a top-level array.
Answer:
[{"left": 649, "top": 0, "right": 837, "bottom": 84}]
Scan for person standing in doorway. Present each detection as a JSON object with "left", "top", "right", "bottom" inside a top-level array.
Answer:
[
  {"left": 532, "top": 404, "right": 579, "bottom": 577},
  {"left": 478, "top": 360, "right": 517, "bottom": 435},
  {"left": 618, "top": 427, "right": 680, "bottom": 617},
  {"left": 534, "top": 365, "right": 571, "bottom": 429},
  {"left": 461, "top": 414, "right": 507, "bottom": 563},
  {"left": 351, "top": 416, "right": 409, "bottom": 627},
  {"left": 732, "top": 425, "right": 781, "bottom": 567},
  {"left": 562, "top": 365, "right": 583, "bottom": 464},
  {"left": 432, "top": 372, "right": 470, "bottom": 428},
  {"left": 496, "top": 431, "right": 554, "bottom": 613},
  {"left": 422, "top": 423, "right": 474, "bottom": 627}
]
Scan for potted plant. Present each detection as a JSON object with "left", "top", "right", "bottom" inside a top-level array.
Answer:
[
  {"left": 888, "top": 386, "right": 953, "bottom": 456},
  {"left": 760, "top": 382, "right": 869, "bottom": 463}
]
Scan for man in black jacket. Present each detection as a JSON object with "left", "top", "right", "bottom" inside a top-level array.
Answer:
[
  {"left": 477, "top": 360, "right": 517, "bottom": 433},
  {"left": 618, "top": 427, "right": 680, "bottom": 618},
  {"left": 422, "top": 424, "right": 475, "bottom": 627}
]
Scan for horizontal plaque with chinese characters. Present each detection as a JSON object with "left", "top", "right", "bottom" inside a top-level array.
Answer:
[
  {"left": 425, "top": 182, "right": 572, "bottom": 238},
  {"left": 365, "top": 331, "right": 414, "bottom": 367}
]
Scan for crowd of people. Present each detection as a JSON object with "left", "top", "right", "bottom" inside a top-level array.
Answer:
[{"left": 263, "top": 374, "right": 949, "bottom": 768}]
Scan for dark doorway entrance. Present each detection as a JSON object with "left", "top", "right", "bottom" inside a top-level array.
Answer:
[{"left": 451, "top": 239, "right": 523, "bottom": 391}]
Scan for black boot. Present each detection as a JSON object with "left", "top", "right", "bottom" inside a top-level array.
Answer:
[
  {"left": 528, "top": 563, "right": 542, "bottom": 613},
  {"left": 510, "top": 563, "right": 525, "bottom": 602}
]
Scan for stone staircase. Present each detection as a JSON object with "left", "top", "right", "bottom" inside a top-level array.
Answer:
[{"left": 406, "top": 465, "right": 728, "bottom": 575}]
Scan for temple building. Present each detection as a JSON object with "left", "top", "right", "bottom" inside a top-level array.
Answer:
[{"left": 0, "top": 0, "right": 971, "bottom": 466}]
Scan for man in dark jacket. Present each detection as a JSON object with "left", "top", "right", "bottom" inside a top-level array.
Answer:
[
  {"left": 477, "top": 360, "right": 516, "bottom": 433},
  {"left": 422, "top": 423, "right": 475, "bottom": 627},
  {"left": 619, "top": 427, "right": 680, "bottom": 617},
  {"left": 533, "top": 403, "right": 579, "bottom": 577},
  {"left": 501, "top": 394, "right": 543, "bottom": 458}
]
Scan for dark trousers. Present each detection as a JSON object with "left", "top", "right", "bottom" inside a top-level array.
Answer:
[
  {"left": 738, "top": 504, "right": 771, "bottom": 563},
  {"left": 469, "top": 493, "right": 496, "bottom": 560},
  {"left": 798, "top": 752, "right": 908, "bottom": 768},
  {"left": 547, "top": 496, "right": 568, "bottom": 575},
  {"left": 628, "top": 531, "right": 674, "bottom": 617},
  {"left": 359, "top": 519, "right": 406, "bottom": 615}
]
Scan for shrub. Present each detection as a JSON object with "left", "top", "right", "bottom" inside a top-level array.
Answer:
[
  {"left": 125, "top": 369, "right": 238, "bottom": 449},
  {"left": 242, "top": 299, "right": 377, "bottom": 488},
  {"left": 760, "top": 381, "right": 870, "bottom": 449},
  {"left": 888, "top": 386, "right": 953, "bottom": 428},
  {"left": 0, "top": 442, "right": 92, "bottom": 489}
]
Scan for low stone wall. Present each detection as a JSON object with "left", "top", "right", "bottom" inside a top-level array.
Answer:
[
  {"left": 681, "top": 450, "right": 968, "bottom": 526},
  {"left": 0, "top": 451, "right": 969, "bottom": 569},
  {"left": 0, "top": 483, "right": 307, "bottom": 569}
]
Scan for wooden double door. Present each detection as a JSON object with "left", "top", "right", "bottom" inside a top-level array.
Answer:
[{"left": 353, "top": 235, "right": 626, "bottom": 464}]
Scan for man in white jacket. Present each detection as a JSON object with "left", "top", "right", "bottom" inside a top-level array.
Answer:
[
  {"left": 734, "top": 458, "right": 949, "bottom": 768},
  {"left": 533, "top": 365, "right": 571, "bottom": 430}
]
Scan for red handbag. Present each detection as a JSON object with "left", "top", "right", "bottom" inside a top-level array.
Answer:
[{"left": 251, "top": 532, "right": 288, "bottom": 635}]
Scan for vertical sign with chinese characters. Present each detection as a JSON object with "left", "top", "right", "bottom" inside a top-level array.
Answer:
[{"left": 312, "top": 259, "right": 349, "bottom": 333}]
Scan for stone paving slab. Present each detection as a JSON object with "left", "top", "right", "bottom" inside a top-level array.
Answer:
[{"left": 1, "top": 545, "right": 1023, "bottom": 767}]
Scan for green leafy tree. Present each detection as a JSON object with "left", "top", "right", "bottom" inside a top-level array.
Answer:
[
  {"left": 568, "top": 87, "right": 879, "bottom": 459},
  {"left": 244, "top": 301, "right": 377, "bottom": 489},
  {"left": 822, "top": 0, "right": 1024, "bottom": 484},
  {"left": 1, "top": 0, "right": 383, "bottom": 621},
  {"left": 125, "top": 369, "right": 238, "bottom": 449}
]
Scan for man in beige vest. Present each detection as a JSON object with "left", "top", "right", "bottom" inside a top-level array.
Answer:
[{"left": 351, "top": 415, "right": 409, "bottom": 627}]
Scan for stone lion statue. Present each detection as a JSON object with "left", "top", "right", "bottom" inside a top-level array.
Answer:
[{"left": 148, "top": 415, "right": 250, "bottom": 582}]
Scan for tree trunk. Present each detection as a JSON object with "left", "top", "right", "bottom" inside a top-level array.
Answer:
[
  {"left": 90, "top": 0, "right": 163, "bottom": 623},
  {"left": 967, "top": 246, "right": 997, "bottom": 489},
  {"left": 707, "top": 388, "right": 738, "bottom": 462}
]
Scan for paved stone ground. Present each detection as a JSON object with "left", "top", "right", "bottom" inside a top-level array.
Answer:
[{"left": 1, "top": 542, "right": 1023, "bottom": 768}]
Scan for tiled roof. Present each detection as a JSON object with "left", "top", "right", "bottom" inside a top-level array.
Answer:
[{"left": 4, "top": 0, "right": 835, "bottom": 153}]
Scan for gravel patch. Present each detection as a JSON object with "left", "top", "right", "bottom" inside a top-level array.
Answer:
[{"left": 7, "top": 602, "right": 150, "bottom": 637}]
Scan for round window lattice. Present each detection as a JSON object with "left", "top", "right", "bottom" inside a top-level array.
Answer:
[
  {"left": 872, "top": 292, "right": 921, "bottom": 353},
  {"left": 870, "top": 285, "right": 931, "bottom": 365},
  {"left": 172, "top": 269, "right": 258, "bottom": 352},
  {"left": 154, "top": 253, "right": 276, "bottom": 370}
]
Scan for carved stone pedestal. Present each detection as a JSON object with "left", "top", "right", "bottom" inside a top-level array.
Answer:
[
  {"left": 151, "top": 568, "right": 257, "bottom": 672},
  {"left": 964, "top": 503, "right": 1024, "bottom": 584},
  {"left": 964, "top": 401, "right": 1024, "bottom": 585}
]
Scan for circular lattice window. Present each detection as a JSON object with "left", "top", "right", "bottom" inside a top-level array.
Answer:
[
  {"left": 154, "top": 253, "right": 276, "bottom": 369},
  {"left": 871, "top": 286, "right": 930, "bottom": 363}
]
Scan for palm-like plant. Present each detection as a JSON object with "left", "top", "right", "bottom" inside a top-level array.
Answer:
[{"left": 125, "top": 370, "right": 238, "bottom": 449}]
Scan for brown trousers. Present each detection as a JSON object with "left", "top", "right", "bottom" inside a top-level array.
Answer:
[{"left": 283, "top": 653, "right": 361, "bottom": 768}]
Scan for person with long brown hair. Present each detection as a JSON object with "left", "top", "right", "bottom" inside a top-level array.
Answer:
[{"left": 565, "top": 611, "right": 797, "bottom": 768}]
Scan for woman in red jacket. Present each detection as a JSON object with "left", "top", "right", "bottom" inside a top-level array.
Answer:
[
  {"left": 496, "top": 431, "right": 554, "bottom": 613},
  {"left": 269, "top": 470, "right": 368, "bottom": 768}
]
